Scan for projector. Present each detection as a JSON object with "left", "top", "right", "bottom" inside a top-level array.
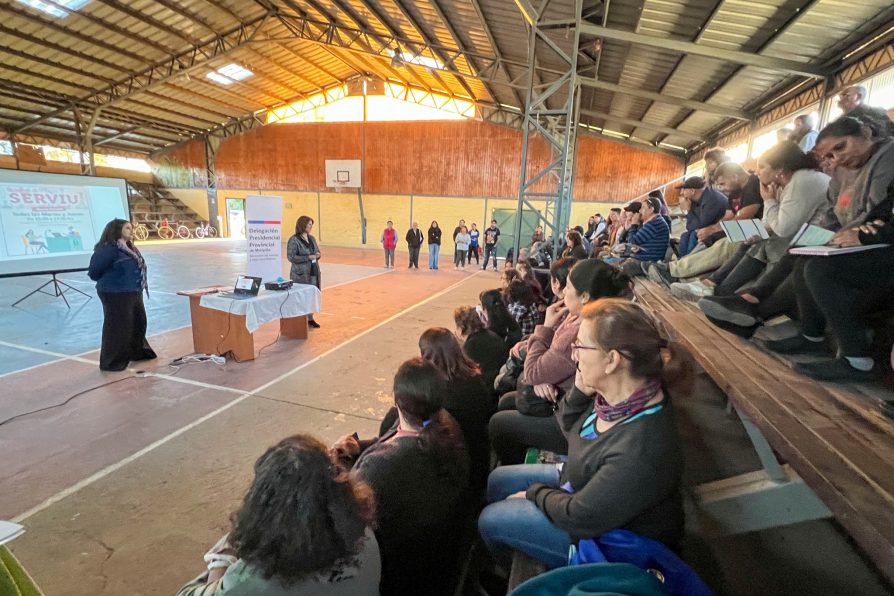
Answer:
[{"left": 264, "top": 280, "right": 293, "bottom": 291}]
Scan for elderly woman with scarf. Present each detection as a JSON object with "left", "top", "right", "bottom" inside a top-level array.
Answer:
[{"left": 88, "top": 218, "right": 156, "bottom": 372}]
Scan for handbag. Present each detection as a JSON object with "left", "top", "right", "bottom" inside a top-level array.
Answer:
[{"left": 515, "top": 383, "right": 562, "bottom": 417}]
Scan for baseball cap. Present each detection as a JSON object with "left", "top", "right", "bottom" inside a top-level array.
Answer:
[
  {"left": 676, "top": 176, "right": 706, "bottom": 190},
  {"left": 623, "top": 202, "right": 641, "bottom": 213}
]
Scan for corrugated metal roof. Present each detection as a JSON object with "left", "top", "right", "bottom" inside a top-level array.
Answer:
[{"left": 0, "top": 0, "right": 890, "bottom": 156}]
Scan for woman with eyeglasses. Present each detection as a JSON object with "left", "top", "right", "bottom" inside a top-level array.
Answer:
[{"left": 478, "top": 299, "right": 694, "bottom": 569}]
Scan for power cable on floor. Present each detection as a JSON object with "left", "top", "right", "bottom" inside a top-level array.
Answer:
[{"left": 0, "top": 376, "right": 135, "bottom": 429}]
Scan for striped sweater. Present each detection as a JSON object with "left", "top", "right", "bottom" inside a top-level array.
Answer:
[{"left": 627, "top": 217, "right": 670, "bottom": 262}]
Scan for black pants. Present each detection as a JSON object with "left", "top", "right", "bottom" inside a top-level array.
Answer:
[
  {"left": 488, "top": 410, "right": 568, "bottom": 465},
  {"left": 408, "top": 246, "right": 420, "bottom": 268},
  {"left": 467, "top": 246, "right": 479, "bottom": 264},
  {"left": 796, "top": 247, "right": 894, "bottom": 357},
  {"left": 98, "top": 291, "right": 156, "bottom": 371},
  {"left": 483, "top": 244, "right": 498, "bottom": 269}
]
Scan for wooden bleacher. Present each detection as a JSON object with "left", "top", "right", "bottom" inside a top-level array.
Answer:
[{"left": 633, "top": 278, "right": 894, "bottom": 586}]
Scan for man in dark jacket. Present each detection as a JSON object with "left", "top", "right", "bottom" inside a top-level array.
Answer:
[
  {"left": 405, "top": 221, "right": 424, "bottom": 269},
  {"left": 482, "top": 220, "right": 500, "bottom": 271},
  {"left": 838, "top": 85, "right": 894, "bottom": 137}
]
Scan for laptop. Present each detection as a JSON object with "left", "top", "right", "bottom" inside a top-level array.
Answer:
[{"left": 219, "top": 275, "right": 262, "bottom": 300}]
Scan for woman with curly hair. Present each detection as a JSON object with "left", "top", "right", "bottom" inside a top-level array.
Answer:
[{"left": 177, "top": 434, "right": 379, "bottom": 596}]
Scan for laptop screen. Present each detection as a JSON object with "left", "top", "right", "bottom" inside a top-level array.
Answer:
[{"left": 235, "top": 276, "right": 256, "bottom": 291}]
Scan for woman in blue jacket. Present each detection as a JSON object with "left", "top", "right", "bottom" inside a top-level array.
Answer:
[{"left": 88, "top": 219, "right": 156, "bottom": 371}]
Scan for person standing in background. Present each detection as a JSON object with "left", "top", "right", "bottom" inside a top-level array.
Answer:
[
  {"left": 454, "top": 225, "right": 471, "bottom": 270},
  {"left": 792, "top": 114, "right": 820, "bottom": 152},
  {"left": 428, "top": 221, "right": 442, "bottom": 270},
  {"left": 468, "top": 223, "right": 480, "bottom": 266},
  {"left": 482, "top": 219, "right": 501, "bottom": 271},
  {"left": 88, "top": 219, "right": 157, "bottom": 371},
  {"left": 381, "top": 220, "right": 397, "bottom": 269},
  {"left": 406, "top": 221, "right": 424, "bottom": 269},
  {"left": 287, "top": 215, "right": 322, "bottom": 328},
  {"left": 452, "top": 219, "right": 465, "bottom": 264}
]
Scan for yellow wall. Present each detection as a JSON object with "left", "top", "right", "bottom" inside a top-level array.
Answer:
[
  {"left": 209, "top": 189, "right": 625, "bottom": 253},
  {"left": 166, "top": 188, "right": 210, "bottom": 220}
]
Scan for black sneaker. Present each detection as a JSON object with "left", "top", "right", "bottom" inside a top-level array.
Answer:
[
  {"left": 761, "top": 335, "right": 829, "bottom": 355},
  {"left": 647, "top": 262, "right": 676, "bottom": 287},
  {"left": 704, "top": 314, "right": 758, "bottom": 339},
  {"left": 794, "top": 357, "right": 875, "bottom": 381},
  {"left": 698, "top": 295, "right": 760, "bottom": 327},
  {"left": 308, "top": 319, "right": 321, "bottom": 329}
]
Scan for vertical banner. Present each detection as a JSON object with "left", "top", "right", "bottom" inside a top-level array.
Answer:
[{"left": 245, "top": 195, "right": 282, "bottom": 282}]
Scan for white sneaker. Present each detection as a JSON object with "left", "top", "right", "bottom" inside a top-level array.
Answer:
[{"left": 670, "top": 280, "right": 714, "bottom": 301}]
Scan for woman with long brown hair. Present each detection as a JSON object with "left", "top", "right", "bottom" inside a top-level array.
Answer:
[
  {"left": 479, "top": 299, "right": 693, "bottom": 569},
  {"left": 286, "top": 215, "right": 322, "bottom": 328}
]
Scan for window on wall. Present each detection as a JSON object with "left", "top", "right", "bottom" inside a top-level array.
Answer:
[
  {"left": 749, "top": 107, "right": 820, "bottom": 159},
  {"left": 0, "top": 140, "right": 12, "bottom": 156},
  {"left": 727, "top": 143, "right": 748, "bottom": 164}
]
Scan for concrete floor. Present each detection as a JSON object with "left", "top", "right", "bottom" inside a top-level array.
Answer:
[{"left": 1, "top": 241, "right": 891, "bottom": 595}]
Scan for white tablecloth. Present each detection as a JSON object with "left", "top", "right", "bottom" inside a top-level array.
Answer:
[{"left": 199, "top": 285, "right": 321, "bottom": 333}]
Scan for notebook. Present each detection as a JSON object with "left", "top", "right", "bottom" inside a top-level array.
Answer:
[
  {"left": 720, "top": 219, "right": 769, "bottom": 243},
  {"left": 789, "top": 223, "right": 835, "bottom": 247},
  {"left": 0, "top": 521, "right": 25, "bottom": 546},
  {"left": 789, "top": 244, "right": 889, "bottom": 256}
]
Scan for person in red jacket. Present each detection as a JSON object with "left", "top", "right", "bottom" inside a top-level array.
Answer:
[{"left": 381, "top": 220, "right": 398, "bottom": 269}]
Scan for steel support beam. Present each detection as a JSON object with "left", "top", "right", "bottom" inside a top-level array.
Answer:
[
  {"left": 515, "top": 0, "right": 584, "bottom": 261},
  {"left": 580, "top": 109, "right": 706, "bottom": 141},
  {"left": 13, "top": 11, "right": 274, "bottom": 134},
  {"left": 579, "top": 23, "right": 827, "bottom": 78},
  {"left": 578, "top": 77, "right": 750, "bottom": 120}
]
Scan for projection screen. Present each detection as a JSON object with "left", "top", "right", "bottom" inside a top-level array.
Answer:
[{"left": 0, "top": 170, "right": 130, "bottom": 277}]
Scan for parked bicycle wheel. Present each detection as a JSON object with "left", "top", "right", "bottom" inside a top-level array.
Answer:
[
  {"left": 177, "top": 225, "right": 191, "bottom": 239},
  {"left": 158, "top": 226, "right": 175, "bottom": 240},
  {"left": 207, "top": 226, "right": 217, "bottom": 238},
  {"left": 195, "top": 226, "right": 206, "bottom": 239},
  {"left": 134, "top": 224, "right": 149, "bottom": 241}
]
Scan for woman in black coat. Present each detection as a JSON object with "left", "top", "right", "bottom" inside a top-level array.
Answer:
[
  {"left": 286, "top": 215, "right": 322, "bottom": 328},
  {"left": 427, "top": 221, "right": 442, "bottom": 270},
  {"left": 87, "top": 219, "right": 156, "bottom": 371}
]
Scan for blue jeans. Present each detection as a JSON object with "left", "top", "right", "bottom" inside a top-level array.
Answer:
[
  {"left": 428, "top": 244, "right": 440, "bottom": 269},
  {"left": 483, "top": 244, "right": 498, "bottom": 269},
  {"left": 678, "top": 231, "right": 698, "bottom": 257},
  {"left": 478, "top": 464, "right": 571, "bottom": 569}
]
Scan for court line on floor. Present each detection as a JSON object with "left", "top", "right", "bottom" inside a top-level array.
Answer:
[
  {"left": 12, "top": 271, "right": 481, "bottom": 523},
  {"left": 0, "top": 340, "right": 97, "bottom": 367}
]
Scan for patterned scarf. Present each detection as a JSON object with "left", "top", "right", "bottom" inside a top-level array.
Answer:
[
  {"left": 117, "top": 239, "right": 148, "bottom": 294},
  {"left": 593, "top": 379, "right": 662, "bottom": 422}
]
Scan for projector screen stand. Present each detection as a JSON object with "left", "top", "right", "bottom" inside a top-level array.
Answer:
[{"left": 12, "top": 273, "right": 92, "bottom": 309}]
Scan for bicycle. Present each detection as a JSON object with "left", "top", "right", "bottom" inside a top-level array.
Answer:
[
  {"left": 133, "top": 223, "right": 150, "bottom": 241},
  {"left": 194, "top": 224, "right": 218, "bottom": 239}
]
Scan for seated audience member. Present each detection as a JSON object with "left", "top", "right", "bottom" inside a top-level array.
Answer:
[
  {"left": 676, "top": 176, "right": 729, "bottom": 257},
  {"left": 649, "top": 189, "right": 673, "bottom": 229},
  {"left": 838, "top": 85, "right": 894, "bottom": 137},
  {"left": 585, "top": 216, "right": 599, "bottom": 245},
  {"left": 698, "top": 117, "right": 894, "bottom": 338},
  {"left": 704, "top": 147, "right": 730, "bottom": 188},
  {"left": 562, "top": 230, "right": 589, "bottom": 260},
  {"left": 419, "top": 328, "right": 494, "bottom": 493},
  {"left": 594, "top": 208, "right": 624, "bottom": 250},
  {"left": 455, "top": 305, "right": 507, "bottom": 394},
  {"left": 777, "top": 127, "right": 793, "bottom": 143},
  {"left": 792, "top": 114, "right": 820, "bottom": 152},
  {"left": 516, "top": 261, "right": 545, "bottom": 304},
  {"left": 333, "top": 358, "right": 469, "bottom": 596},
  {"left": 676, "top": 142, "right": 830, "bottom": 300},
  {"left": 499, "top": 268, "right": 520, "bottom": 293},
  {"left": 573, "top": 226, "right": 592, "bottom": 255},
  {"left": 480, "top": 289, "right": 523, "bottom": 350},
  {"left": 479, "top": 299, "right": 693, "bottom": 569},
  {"left": 649, "top": 161, "right": 763, "bottom": 287},
  {"left": 490, "top": 259, "right": 630, "bottom": 463},
  {"left": 178, "top": 435, "right": 379, "bottom": 596},
  {"left": 773, "top": 187, "right": 894, "bottom": 380},
  {"left": 507, "top": 279, "right": 541, "bottom": 337},
  {"left": 616, "top": 197, "right": 670, "bottom": 276}
]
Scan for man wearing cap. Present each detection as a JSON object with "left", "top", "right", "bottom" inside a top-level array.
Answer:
[
  {"left": 616, "top": 197, "right": 669, "bottom": 277},
  {"left": 649, "top": 163, "right": 763, "bottom": 291},
  {"left": 676, "top": 176, "right": 729, "bottom": 257}
]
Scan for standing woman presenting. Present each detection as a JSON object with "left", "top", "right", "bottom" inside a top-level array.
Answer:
[
  {"left": 88, "top": 219, "right": 156, "bottom": 371},
  {"left": 428, "top": 220, "right": 442, "bottom": 270},
  {"left": 287, "top": 215, "right": 322, "bottom": 328}
]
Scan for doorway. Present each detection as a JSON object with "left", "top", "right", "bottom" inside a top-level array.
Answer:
[
  {"left": 226, "top": 198, "right": 245, "bottom": 240},
  {"left": 491, "top": 207, "right": 540, "bottom": 261}
]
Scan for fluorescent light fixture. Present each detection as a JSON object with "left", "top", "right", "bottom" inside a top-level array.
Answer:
[
  {"left": 206, "top": 63, "right": 253, "bottom": 85},
  {"left": 17, "top": 0, "right": 89, "bottom": 17}
]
